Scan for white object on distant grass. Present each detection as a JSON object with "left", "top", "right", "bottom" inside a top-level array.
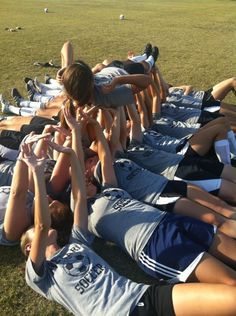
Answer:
[
  {"left": 119, "top": 14, "right": 125, "bottom": 20},
  {"left": 44, "top": 8, "right": 48, "bottom": 13}
]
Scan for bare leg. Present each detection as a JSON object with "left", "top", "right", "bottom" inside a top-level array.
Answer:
[
  {"left": 174, "top": 198, "right": 236, "bottom": 238},
  {"left": 0, "top": 116, "right": 32, "bottom": 131},
  {"left": 218, "top": 179, "right": 236, "bottom": 205},
  {"left": 198, "top": 116, "right": 231, "bottom": 130},
  {"left": 187, "top": 183, "right": 236, "bottom": 219},
  {"left": 188, "top": 123, "right": 228, "bottom": 156},
  {"left": 187, "top": 252, "right": 236, "bottom": 284},
  {"left": 209, "top": 231, "right": 236, "bottom": 268},
  {"left": 35, "top": 108, "right": 61, "bottom": 119},
  {"left": 220, "top": 101, "right": 236, "bottom": 112},
  {"left": 61, "top": 41, "right": 74, "bottom": 68},
  {"left": 173, "top": 283, "right": 236, "bottom": 316},
  {"left": 221, "top": 165, "right": 236, "bottom": 184},
  {"left": 211, "top": 77, "right": 236, "bottom": 100}
]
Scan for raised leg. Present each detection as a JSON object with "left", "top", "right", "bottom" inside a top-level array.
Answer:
[
  {"left": 173, "top": 282, "right": 236, "bottom": 316},
  {"left": 211, "top": 77, "right": 236, "bottom": 100}
]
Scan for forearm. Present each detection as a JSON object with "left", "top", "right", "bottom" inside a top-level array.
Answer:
[
  {"left": 71, "top": 126, "right": 85, "bottom": 173},
  {"left": 70, "top": 150, "right": 88, "bottom": 230},
  {"left": 115, "top": 74, "right": 152, "bottom": 90},
  {"left": 33, "top": 168, "right": 51, "bottom": 229},
  {"left": 3, "top": 159, "right": 29, "bottom": 240}
]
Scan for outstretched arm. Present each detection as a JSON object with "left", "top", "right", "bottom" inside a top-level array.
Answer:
[
  {"left": 86, "top": 118, "right": 117, "bottom": 187},
  {"left": 3, "top": 156, "right": 30, "bottom": 241},
  {"left": 102, "top": 74, "right": 152, "bottom": 94},
  {"left": 4, "top": 133, "right": 50, "bottom": 242},
  {"left": 99, "top": 109, "right": 124, "bottom": 157},
  {"left": 48, "top": 126, "right": 87, "bottom": 231},
  {"left": 22, "top": 143, "right": 50, "bottom": 274}
]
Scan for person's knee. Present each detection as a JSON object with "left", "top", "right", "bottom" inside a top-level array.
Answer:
[
  {"left": 61, "top": 41, "right": 73, "bottom": 55},
  {"left": 231, "top": 77, "right": 236, "bottom": 88}
]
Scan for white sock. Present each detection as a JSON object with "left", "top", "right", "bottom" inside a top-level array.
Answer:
[
  {"left": 145, "top": 55, "right": 154, "bottom": 71},
  {"left": 19, "top": 100, "right": 44, "bottom": 109},
  {"left": 44, "top": 89, "right": 61, "bottom": 96},
  {"left": 33, "top": 93, "right": 53, "bottom": 103},
  {"left": 214, "top": 139, "right": 231, "bottom": 165},
  {"left": 8, "top": 105, "right": 21, "bottom": 115},
  {"left": 50, "top": 79, "right": 63, "bottom": 88},
  {"left": 227, "top": 130, "right": 236, "bottom": 155},
  {"left": 20, "top": 107, "right": 37, "bottom": 117},
  {"left": 129, "top": 53, "right": 147, "bottom": 62}
]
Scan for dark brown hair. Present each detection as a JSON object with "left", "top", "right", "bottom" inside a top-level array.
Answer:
[{"left": 62, "top": 61, "right": 94, "bottom": 107}]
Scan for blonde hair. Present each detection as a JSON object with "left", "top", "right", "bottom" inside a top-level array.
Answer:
[{"left": 20, "top": 229, "right": 32, "bottom": 258}]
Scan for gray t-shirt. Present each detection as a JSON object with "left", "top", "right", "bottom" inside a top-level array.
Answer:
[
  {"left": 88, "top": 187, "right": 166, "bottom": 261},
  {"left": 94, "top": 158, "right": 168, "bottom": 205},
  {"left": 143, "top": 129, "right": 188, "bottom": 154},
  {"left": 161, "top": 102, "right": 201, "bottom": 125},
  {"left": 93, "top": 67, "right": 135, "bottom": 108},
  {"left": 0, "top": 186, "right": 34, "bottom": 246},
  {"left": 167, "top": 87, "right": 205, "bottom": 109},
  {"left": 127, "top": 140, "right": 183, "bottom": 180},
  {"left": 0, "top": 160, "right": 15, "bottom": 186},
  {"left": 151, "top": 115, "right": 200, "bottom": 139},
  {"left": 26, "top": 225, "right": 148, "bottom": 316}
]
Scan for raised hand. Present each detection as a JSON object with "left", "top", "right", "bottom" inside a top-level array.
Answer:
[
  {"left": 43, "top": 124, "right": 71, "bottom": 137},
  {"left": 20, "top": 143, "right": 47, "bottom": 172},
  {"left": 23, "top": 132, "right": 51, "bottom": 145},
  {"left": 47, "top": 140, "right": 73, "bottom": 155}
]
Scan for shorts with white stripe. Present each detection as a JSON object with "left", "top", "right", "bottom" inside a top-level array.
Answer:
[{"left": 138, "top": 213, "right": 215, "bottom": 283}]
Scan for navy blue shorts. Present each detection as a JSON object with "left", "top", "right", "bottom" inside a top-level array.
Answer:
[
  {"left": 130, "top": 284, "right": 175, "bottom": 316},
  {"left": 201, "top": 89, "right": 221, "bottom": 109},
  {"left": 197, "top": 110, "right": 224, "bottom": 126},
  {"left": 138, "top": 213, "right": 215, "bottom": 282},
  {"left": 175, "top": 155, "right": 224, "bottom": 180},
  {"left": 156, "top": 181, "right": 187, "bottom": 212}
]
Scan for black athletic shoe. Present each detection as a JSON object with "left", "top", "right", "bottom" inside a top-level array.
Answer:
[
  {"left": 44, "top": 74, "right": 51, "bottom": 84},
  {"left": 143, "top": 43, "right": 152, "bottom": 57},
  {"left": 24, "top": 77, "right": 32, "bottom": 84},
  {"left": 151, "top": 46, "right": 159, "bottom": 62},
  {"left": 11, "top": 88, "right": 23, "bottom": 106},
  {"left": 26, "top": 80, "right": 36, "bottom": 101}
]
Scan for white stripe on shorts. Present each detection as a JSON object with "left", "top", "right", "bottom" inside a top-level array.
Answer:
[
  {"left": 139, "top": 251, "right": 181, "bottom": 278},
  {"left": 173, "top": 177, "right": 222, "bottom": 193},
  {"left": 156, "top": 196, "right": 180, "bottom": 205}
]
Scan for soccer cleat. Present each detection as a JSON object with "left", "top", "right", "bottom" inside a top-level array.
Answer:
[
  {"left": 143, "top": 43, "right": 152, "bottom": 57},
  {"left": 45, "top": 74, "right": 51, "bottom": 84},
  {"left": 151, "top": 46, "right": 159, "bottom": 63},
  {"left": 24, "top": 77, "right": 33, "bottom": 84},
  {"left": 26, "top": 80, "right": 36, "bottom": 101},
  {"left": 0, "top": 94, "right": 11, "bottom": 114},
  {"left": 11, "top": 88, "right": 23, "bottom": 106},
  {"left": 33, "top": 77, "right": 42, "bottom": 93}
]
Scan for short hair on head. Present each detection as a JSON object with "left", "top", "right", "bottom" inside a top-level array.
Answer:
[
  {"left": 20, "top": 228, "right": 33, "bottom": 258},
  {"left": 62, "top": 61, "right": 94, "bottom": 107}
]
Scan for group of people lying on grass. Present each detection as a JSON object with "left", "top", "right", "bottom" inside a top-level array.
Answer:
[{"left": 1, "top": 41, "right": 236, "bottom": 315}]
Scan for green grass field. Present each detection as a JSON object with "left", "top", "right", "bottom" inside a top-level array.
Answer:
[{"left": 0, "top": 0, "right": 236, "bottom": 314}]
